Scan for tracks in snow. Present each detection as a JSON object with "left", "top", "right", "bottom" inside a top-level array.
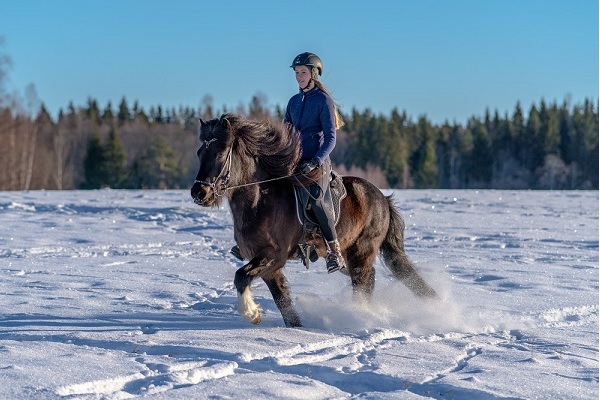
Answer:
[
  {"left": 56, "top": 358, "right": 238, "bottom": 398},
  {"left": 50, "top": 302, "right": 597, "bottom": 398}
]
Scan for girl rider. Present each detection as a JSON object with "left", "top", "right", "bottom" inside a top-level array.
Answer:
[{"left": 286, "top": 52, "right": 346, "bottom": 273}]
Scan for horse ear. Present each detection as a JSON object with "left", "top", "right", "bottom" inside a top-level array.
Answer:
[
  {"left": 219, "top": 114, "right": 231, "bottom": 130},
  {"left": 198, "top": 118, "right": 206, "bottom": 136}
]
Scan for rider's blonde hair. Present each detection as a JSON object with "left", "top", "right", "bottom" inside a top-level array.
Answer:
[{"left": 313, "top": 79, "right": 345, "bottom": 130}]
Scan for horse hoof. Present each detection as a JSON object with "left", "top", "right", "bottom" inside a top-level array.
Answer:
[
  {"left": 239, "top": 308, "right": 262, "bottom": 324},
  {"left": 249, "top": 313, "right": 262, "bottom": 324}
]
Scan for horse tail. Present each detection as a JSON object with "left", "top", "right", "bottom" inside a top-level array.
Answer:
[{"left": 380, "top": 195, "right": 438, "bottom": 299}]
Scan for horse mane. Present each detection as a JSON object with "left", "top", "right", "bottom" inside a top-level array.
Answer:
[{"left": 221, "top": 113, "right": 301, "bottom": 177}]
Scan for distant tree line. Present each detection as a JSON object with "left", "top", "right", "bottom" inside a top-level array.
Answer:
[
  {"left": 0, "top": 45, "right": 597, "bottom": 190},
  {"left": 332, "top": 99, "right": 598, "bottom": 189},
  {"left": 1, "top": 93, "right": 596, "bottom": 191}
]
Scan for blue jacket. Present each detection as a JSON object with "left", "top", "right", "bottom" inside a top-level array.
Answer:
[{"left": 284, "top": 86, "right": 336, "bottom": 165}]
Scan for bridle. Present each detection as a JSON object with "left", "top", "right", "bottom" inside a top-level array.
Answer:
[
  {"left": 193, "top": 140, "right": 303, "bottom": 202},
  {"left": 194, "top": 139, "right": 234, "bottom": 198}
]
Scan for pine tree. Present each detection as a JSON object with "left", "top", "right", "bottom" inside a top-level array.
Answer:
[
  {"left": 86, "top": 98, "right": 101, "bottom": 126},
  {"left": 380, "top": 109, "right": 410, "bottom": 188},
  {"left": 558, "top": 101, "right": 573, "bottom": 164},
  {"left": 469, "top": 120, "right": 492, "bottom": 185},
  {"left": 411, "top": 117, "right": 438, "bottom": 188},
  {"left": 82, "top": 133, "right": 106, "bottom": 189},
  {"left": 129, "top": 136, "right": 181, "bottom": 188},
  {"left": 118, "top": 97, "right": 130, "bottom": 125},
  {"left": 153, "top": 105, "right": 164, "bottom": 124},
  {"left": 570, "top": 100, "right": 599, "bottom": 188},
  {"left": 510, "top": 102, "right": 525, "bottom": 155},
  {"left": 102, "top": 123, "right": 127, "bottom": 188},
  {"left": 133, "top": 100, "right": 149, "bottom": 123},
  {"left": 102, "top": 101, "right": 114, "bottom": 125},
  {"left": 523, "top": 104, "right": 542, "bottom": 172},
  {"left": 540, "top": 100, "right": 560, "bottom": 156}
]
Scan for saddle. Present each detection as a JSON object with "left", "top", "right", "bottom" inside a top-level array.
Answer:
[
  {"left": 294, "top": 170, "right": 346, "bottom": 227},
  {"left": 230, "top": 171, "right": 347, "bottom": 268},
  {"left": 292, "top": 170, "right": 347, "bottom": 268}
]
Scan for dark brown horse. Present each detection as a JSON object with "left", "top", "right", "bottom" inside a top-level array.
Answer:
[{"left": 190, "top": 113, "right": 438, "bottom": 327}]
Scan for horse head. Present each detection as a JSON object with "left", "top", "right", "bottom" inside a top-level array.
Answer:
[
  {"left": 191, "top": 114, "right": 237, "bottom": 207},
  {"left": 191, "top": 113, "right": 302, "bottom": 207}
]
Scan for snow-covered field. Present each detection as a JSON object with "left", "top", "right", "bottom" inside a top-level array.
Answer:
[{"left": 0, "top": 189, "right": 597, "bottom": 399}]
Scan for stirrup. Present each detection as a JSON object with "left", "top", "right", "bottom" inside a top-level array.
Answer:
[
  {"left": 298, "top": 244, "right": 318, "bottom": 269},
  {"left": 327, "top": 263, "right": 343, "bottom": 274},
  {"left": 326, "top": 253, "right": 345, "bottom": 274},
  {"left": 230, "top": 245, "right": 244, "bottom": 261}
]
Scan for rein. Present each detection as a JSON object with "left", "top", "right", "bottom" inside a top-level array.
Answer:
[
  {"left": 194, "top": 171, "right": 303, "bottom": 196},
  {"left": 194, "top": 143, "right": 307, "bottom": 197}
]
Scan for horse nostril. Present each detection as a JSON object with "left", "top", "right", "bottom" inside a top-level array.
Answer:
[
  {"left": 192, "top": 192, "right": 203, "bottom": 205},
  {"left": 191, "top": 184, "right": 209, "bottom": 206},
  {"left": 191, "top": 182, "right": 203, "bottom": 199}
]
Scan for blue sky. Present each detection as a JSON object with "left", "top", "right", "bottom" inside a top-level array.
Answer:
[{"left": 1, "top": 0, "right": 597, "bottom": 124}]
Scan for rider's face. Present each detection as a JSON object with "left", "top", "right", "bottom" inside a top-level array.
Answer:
[{"left": 294, "top": 66, "right": 312, "bottom": 89}]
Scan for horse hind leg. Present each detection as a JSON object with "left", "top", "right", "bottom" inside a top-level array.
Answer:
[{"left": 345, "top": 243, "right": 377, "bottom": 300}]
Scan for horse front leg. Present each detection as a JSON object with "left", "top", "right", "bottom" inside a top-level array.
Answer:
[
  {"left": 234, "top": 253, "right": 290, "bottom": 325},
  {"left": 234, "top": 259, "right": 266, "bottom": 325},
  {"left": 263, "top": 269, "right": 302, "bottom": 327}
]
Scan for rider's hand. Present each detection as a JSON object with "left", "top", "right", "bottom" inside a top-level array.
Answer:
[{"left": 299, "top": 159, "right": 319, "bottom": 174}]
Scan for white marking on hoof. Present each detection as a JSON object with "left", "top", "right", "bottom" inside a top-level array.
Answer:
[{"left": 238, "top": 288, "right": 262, "bottom": 324}]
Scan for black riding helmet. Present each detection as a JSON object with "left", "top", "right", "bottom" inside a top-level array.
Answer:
[{"left": 290, "top": 52, "right": 323, "bottom": 76}]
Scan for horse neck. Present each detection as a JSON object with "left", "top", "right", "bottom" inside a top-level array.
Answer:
[
  {"left": 226, "top": 148, "right": 287, "bottom": 223},
  {"left": 227, "top": 152, "right": 263, "bottom": 213},
  {"left": 227, "top": 185, "right": 263, "bottom": 234},
  {"left": 228, "top": 185, "right": 260, "bottom": 208},
  {"left": 229, "top": 147, "right": 274, "bottom": 192}
]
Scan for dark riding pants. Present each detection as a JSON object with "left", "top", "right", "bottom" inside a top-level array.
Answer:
[{"left": 305, "top": 158, "right": 337, "bottom": 243}]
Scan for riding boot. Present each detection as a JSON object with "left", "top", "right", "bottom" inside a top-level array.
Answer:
[{"left": 326, "top": 240, "right": 346, "bottom": 273}]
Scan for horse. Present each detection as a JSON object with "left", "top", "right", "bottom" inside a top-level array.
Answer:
[{"left": 190, "top": 113, "right": 438, "bottom": 327}]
